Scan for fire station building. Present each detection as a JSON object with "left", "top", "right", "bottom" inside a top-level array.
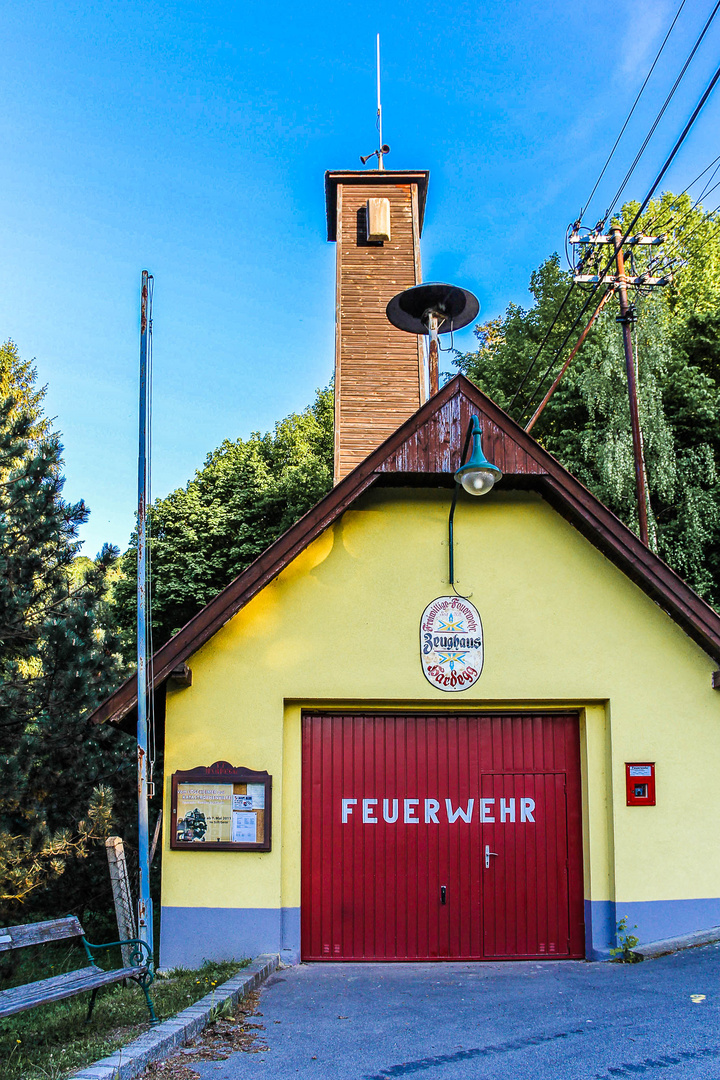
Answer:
[{"left": 93, "top": 169, "right": 720, "bottom": 967}]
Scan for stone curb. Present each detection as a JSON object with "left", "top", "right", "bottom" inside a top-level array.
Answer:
[
  {"left": 633, "top": 925, "right": 720, "bottom": 961},
  {"left": 70, "top": 953, "right": 279, "bottom": 1080}
]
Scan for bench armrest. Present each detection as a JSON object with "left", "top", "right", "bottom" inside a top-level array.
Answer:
[{"left": 82, "top": 937, "right": 154, "bottom": 980}]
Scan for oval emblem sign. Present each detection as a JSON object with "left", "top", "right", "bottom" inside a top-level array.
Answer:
[{"left": 420, "top": 596, "right": 484, "bottom": 692}]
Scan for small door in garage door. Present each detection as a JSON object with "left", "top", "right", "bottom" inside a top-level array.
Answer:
[
  {"left": 301, "top": 713, "right": 584, "bottom": 961},
  {"left": 481, "top": 771, "right": 576, "bottom": 957}
]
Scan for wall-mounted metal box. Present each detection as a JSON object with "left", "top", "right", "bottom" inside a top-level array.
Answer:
[
  {"left": 367, "top": 198, "right": 391, "bottom": 241},
  {"left": 626, "top": 762, "right": 656, "bottom": 806}
]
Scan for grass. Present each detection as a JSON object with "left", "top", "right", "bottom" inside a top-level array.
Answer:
[{"left": 0, "top": 940, "right": 246, "bottom": 1080}]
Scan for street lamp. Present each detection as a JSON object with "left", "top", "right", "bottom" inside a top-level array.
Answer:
[
  {"left": 449, "top": 415, "right": 502, "bottom": 592},
  {"left": 454, "top": 415, "right": 502, "bottom": 495}
]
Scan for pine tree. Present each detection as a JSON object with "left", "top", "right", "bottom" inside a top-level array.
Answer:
[
  {"left": 0, "top": 339, "right": 51, "bottom": 442},
  {"left": 0, "top": 384, "right": 133, "bottom": 920}
]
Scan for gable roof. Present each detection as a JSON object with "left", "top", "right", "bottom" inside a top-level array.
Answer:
[{"left": 91, "top": 375, "right": 720, "bottom": 727}]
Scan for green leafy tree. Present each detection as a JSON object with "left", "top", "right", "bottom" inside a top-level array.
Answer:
[
  {"left": 114, "top": 385, "right": 334, "bottom": 651},
  {"left": 455, "top": 194, "right": 720, "bottom": 606},
  {"left": 0, "top": 375, "right": 133, "bottom": 921}
]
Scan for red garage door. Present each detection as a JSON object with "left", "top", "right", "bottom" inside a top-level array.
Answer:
[{"left": 301, "top": 713, "right": 584, "bottom": 961}]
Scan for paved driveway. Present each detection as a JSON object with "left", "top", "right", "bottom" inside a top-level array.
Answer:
[{"left": 195, "top": 944, "right": 720, "bottom": 1080}]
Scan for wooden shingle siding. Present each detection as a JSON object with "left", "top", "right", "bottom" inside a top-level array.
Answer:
[
  {"left": 333, "top": 178, "right": 425, "bottom": 482},
  {"left": 378, "top": 392, "right": 547, "bottom": 476}
]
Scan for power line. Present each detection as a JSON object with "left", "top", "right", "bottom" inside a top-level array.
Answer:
[
  {"left": 602, "top": 0, "right": 720, "bottom": 225},
  {"left": 644, "top": 188, "right": 720, "bottom": 273},
  {"left": 515, "top": 15, "right": 720, "bottom": 421},
  {"left": 642, "top": 151, "right": 720, "bottom": 233},
  {"left": 645, "top": 221, "right": 720, "bottom": 280},
  {"left": 525, "top": 288, "right": 615, "bottom": 434},
  {"left": 508, "top": 281, "right": 577, "bottom": 410},
  {"left": 520, "top": 59, "right": 720, "bottom": 424},
  {"left": 695, "top": 158, "right": 720, "bottom": 202},
  {"left": 516, "top": 6, "right": 714, "bottom": 411},
  {"left": 578, "top": 0, "right": 688, "bottom": 223}
]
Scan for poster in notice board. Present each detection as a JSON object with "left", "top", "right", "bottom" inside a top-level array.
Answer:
[{"left": 171, "top": 762, "right": 271, "bottom": 851}]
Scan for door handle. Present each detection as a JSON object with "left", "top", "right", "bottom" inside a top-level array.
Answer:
[
  {"left": 440, "top": 885, "right": 447, "bottom": 905},
  {"left": 484, "top": 845, "right": 498, "bottom": 869}
]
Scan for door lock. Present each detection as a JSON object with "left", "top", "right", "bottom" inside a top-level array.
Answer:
[
  {"left": 484, "top": 845, "right": 498, "bottom": 869},
  {"left": 440, "top": 885, "right": 447, "bottom": 905}
]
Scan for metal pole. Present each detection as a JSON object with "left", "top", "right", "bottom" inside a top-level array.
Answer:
[
  {"left": 137, "top": 270, "right": 153, "bottom": 959},
  {"left": 376, "top": 34, "right": 384, "bottom": 170},
  {"left": 611, "top": 227, "right": 649, "bottom": 546},
  {"left": 427, "top": 312, "right": 440, "bottom": 396},
  {"left": 525, "top": 288, "right": 614, "bottom": 433},
  {"left": 448, "top": 421, "right": 475, "bottom": 588},
  {"left": 448, "top": 483, "right": 459, "bottom": 588}
]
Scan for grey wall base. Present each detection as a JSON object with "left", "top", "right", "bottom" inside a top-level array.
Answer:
[
  {"left": 160, "top": 906, "right": 300, "bottom": 969},
  {"left": 585, "top": 898, "right": 720, "bottom": 960},
  {"left": 71, "top": 953, "right": 278, "bottom": 1080},
  {"left": 158, "top": 900, "right": 720, "bottom": 968},
  {"left": 634, "top": 925, "right": 720, "bottom": 960}
]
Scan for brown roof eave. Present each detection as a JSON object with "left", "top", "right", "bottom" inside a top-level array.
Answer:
[
  {"left": 325, "top": 170, "right": 430, "bottom": 241},
  {"left": 90, "top": 471, "right": 383, "bottom": 727},
  {"left": 91, "top": 374, "right": 720, "bottom": 728},
  {"left": 536, "top": 473, "right": 720, "bottom": 662}
]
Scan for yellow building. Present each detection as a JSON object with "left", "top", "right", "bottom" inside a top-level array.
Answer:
[{"left": 94, "top": 170, "right": 720, "bottom": 967}]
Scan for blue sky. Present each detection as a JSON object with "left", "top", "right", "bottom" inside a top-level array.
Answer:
[{"left": 1, "top": 0, "right": 719, "bottom": 556}]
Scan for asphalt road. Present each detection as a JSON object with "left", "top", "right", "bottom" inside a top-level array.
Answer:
[{"left": 195, "top": 944, "right": 720, "bottom": 1080}]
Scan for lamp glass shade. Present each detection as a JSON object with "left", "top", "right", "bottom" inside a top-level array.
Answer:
[
  {"left": 454, "top": 420, "right": 502, "bottom": 496},
  {"left": 457, "top": 467, "right": 500, "bottom": 495}
]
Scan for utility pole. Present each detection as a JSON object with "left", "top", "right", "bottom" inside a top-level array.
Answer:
[
  {"left": 612, "top": 226, "right": 649, "bottom": 547},
  {"left": 569, "top": 228, "right": 671, "bottom": 546},
  {"left": 137, "top": 270, "right": 153, "bottom": 960}
]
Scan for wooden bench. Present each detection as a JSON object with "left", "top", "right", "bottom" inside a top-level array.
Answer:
[{"left": 0, "top": 916, "right": 157, "bottom": 1023}]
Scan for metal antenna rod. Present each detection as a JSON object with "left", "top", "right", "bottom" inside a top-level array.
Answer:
[{"left": 376, "top": 34, "right": 384, "bottom": 170}]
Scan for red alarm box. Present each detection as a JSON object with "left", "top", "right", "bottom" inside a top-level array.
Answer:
[{"left": 626, "top": 762, "right": 655, "bottom": 806}]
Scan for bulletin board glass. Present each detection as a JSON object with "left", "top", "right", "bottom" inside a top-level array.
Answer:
[{"left": 170, "top": 761, "right": 271, "bottom": 851}]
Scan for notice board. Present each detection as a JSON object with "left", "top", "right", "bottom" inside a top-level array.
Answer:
[{"left": 170, "top": 761, "right": 271, "bottom": 851}]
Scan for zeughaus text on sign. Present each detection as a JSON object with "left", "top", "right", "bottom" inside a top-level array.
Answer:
[{"left": 420, "top": 596, "right": 484, "bottom": 691}]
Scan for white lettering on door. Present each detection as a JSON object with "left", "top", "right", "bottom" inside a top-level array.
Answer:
[
  {"left": 341, "top": 796, "right": 538, "bottom": 823},
  {"left": 446, "top": 799, "right": 474, "bottom": 823}
]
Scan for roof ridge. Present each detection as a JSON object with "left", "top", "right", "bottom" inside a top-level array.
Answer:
[{"left": 90, "top": 375, "right": 720, "bottom": 727}]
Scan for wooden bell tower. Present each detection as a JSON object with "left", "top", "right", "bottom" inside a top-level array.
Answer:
[{"left": 326, "top": 170, "right": 430, "bottom": 483}]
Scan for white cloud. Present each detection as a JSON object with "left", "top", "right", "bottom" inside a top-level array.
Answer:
[{"left": 618, "top": 0, "right": 675, "bottom": 78}]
